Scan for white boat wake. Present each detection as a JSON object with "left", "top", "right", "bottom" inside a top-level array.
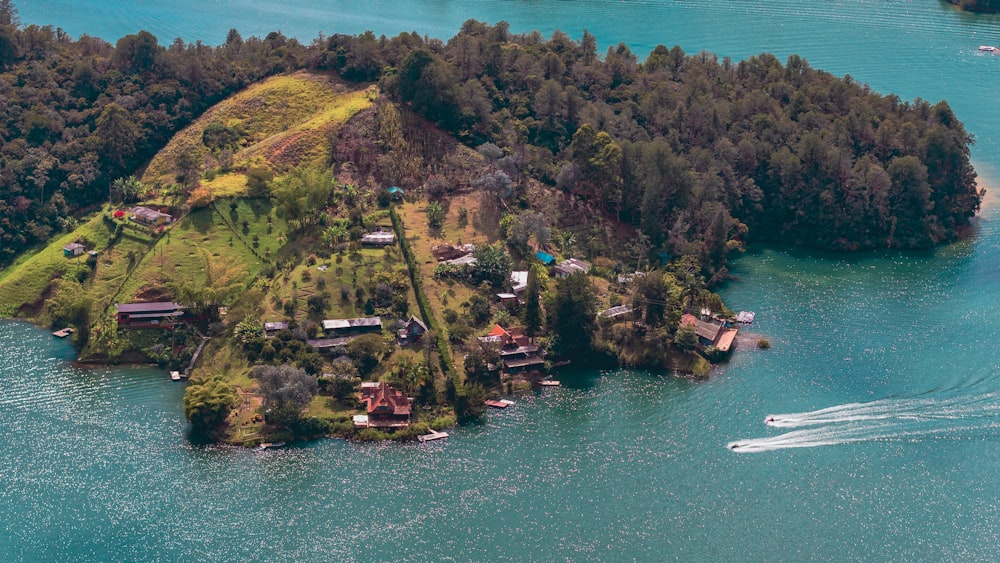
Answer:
[
  {"left": 731, "top": 391, "right": 1000, "bottom": 453},
  {"left": 763, "top": 393, "right": 1000, "bottom": 428}
]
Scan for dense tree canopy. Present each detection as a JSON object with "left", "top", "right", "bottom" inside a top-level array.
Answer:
[
  {"left": 0, "top": 15, "right": 302, "bottom": 266},
  {"left": 0, "top": 11, "right": 980, "bottom": 274},
  {"left": 316, "top": 20, "right": 980, "bottom": 266}
]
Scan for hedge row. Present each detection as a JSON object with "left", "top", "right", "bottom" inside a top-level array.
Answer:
[{"left": 388, "top": 206, "right": 463, "bottom": 398}]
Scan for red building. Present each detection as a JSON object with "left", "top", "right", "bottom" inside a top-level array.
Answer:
[{"left": 361, "top": 382, "right": 411, "bottom": 428}]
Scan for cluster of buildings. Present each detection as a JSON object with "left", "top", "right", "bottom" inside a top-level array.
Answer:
[
  {"left": 264, "top": 315, "right": 428, "bottom": 354},
  {"left": 679, "top": 313, "right": 739, "bottom": 354},
  {"left": 478, "top": 324, "right": 546, "bottom": 376}
]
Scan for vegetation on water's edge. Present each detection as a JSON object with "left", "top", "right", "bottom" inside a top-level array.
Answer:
[{"left": 0, "top": 1, "right": 984, "bottom": 443}]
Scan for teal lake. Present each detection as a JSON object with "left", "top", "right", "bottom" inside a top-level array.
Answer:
[{"left": 8, "top": 0, "right": 1000, "bottom": 560}]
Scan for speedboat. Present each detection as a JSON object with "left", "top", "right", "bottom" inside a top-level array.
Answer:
[{"left": 979, "top": 45, "right": 998, "bottom": 53}]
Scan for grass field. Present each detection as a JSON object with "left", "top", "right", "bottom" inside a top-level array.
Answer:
[
  {"left": 116, "top": 201, "right": 287, "bottom": 306},
  {"left": 141, "top": 72, "right": 373, "bottom": 206},
  {"left": 396, "top": 195, "right": 494, "bottom": 323},
  {"left": 0, "top": 213, "right": 116, "bottom": 315}
]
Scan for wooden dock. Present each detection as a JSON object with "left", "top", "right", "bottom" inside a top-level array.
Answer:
[
  {"left": 52, "top": 328, "right": 74, "bottom": 338},
  {"left": 418, "top": 430, "right": 449, "bottom": 443},
  {"left": 485, "top": 399, "right": 513, "bottom": 409},
  {"left": 170, "top": 371, "right": 182, "bottom": 381},
  {"left": 539, "top": 380, "right": 561, "bottom": 387}
]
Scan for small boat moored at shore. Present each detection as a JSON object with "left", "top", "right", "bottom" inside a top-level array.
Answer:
[
  {"left": 253, "top": 441, "right": 286, "bottom": 452},
  {"left": 170, "top": 371, "right": 181, "bottom": 381},
  {"left": 540, "top": 380, "right": 560, "bottom": 387},
  {"left": 980, "top": 45, "right": 998, "bottom": 53}
]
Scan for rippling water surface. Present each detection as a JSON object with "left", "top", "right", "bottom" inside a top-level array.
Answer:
[{"left": 9, "top": 0, "right": 1000, "bottom": 560}]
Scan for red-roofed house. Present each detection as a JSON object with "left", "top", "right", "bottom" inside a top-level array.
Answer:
[
  {"left": 679, "top": 313, "right": 738, "bottom": 353},
  {"left": 478, "top": 324, "right": 545, "bottom": 375},
  {"left": 360, "top": 381, "right": 411, "bottom": 428}
]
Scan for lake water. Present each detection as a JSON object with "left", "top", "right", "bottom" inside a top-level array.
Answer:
[{"left": 9, "top": 1, "right": 1000, "bottom": 560}]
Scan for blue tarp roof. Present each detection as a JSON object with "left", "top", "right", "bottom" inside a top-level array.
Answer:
[
  {"left": 388, "top": 186, "right": 403, "bottom": 194},
  {"left": 536, "top": 251, "right": 555, "bottom": 264}
]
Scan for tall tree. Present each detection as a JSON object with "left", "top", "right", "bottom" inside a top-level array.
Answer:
[
  {"left": 546, "top": 271, "right": 597, "bottom": 356},
  {"left": 94, "top": 103, "right": 138, "bottom": 171},
  {"left": 183, "top": 378, "right": 239, "bottom": 436},
  {"left": 523, "top": 264, "right": 544, "bottom": 337}
]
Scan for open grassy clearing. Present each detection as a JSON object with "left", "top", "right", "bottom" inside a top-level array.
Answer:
[
  {"left": 239, "top": 88, "right": 374, "bottom": 170},
  {"left": 396, "top": 196, "right": 493, "bottom": 335},
  {"left": 115, "top": 202, "right": 283, "bottom": 305},
  {"left": 87, "top": 227, "right": 157, "bottom": 317},
  {"left": 141, "top": 72, "right": 372, "bottom": 192},
  {"left": 0, "top": 214, "right": 116, "bottom": 314},
  {"left": 259, "top": 247, "right": 415, "bottom": 325}
]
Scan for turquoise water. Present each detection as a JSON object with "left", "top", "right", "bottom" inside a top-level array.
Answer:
[{"left": 8, "top": 1, "right": 1000, "bottom": 560}]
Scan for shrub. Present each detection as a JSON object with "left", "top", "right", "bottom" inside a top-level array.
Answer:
[
  {"left": 357, "top": 428, "right": 391, "bottom": 441},
  {"left": 757, "top": 339, "right": 771, "bottom": 349}
]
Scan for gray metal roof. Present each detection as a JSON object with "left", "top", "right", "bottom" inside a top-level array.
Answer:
[{"left": 116, "top": 302, "right": 183, "bottom": 313}]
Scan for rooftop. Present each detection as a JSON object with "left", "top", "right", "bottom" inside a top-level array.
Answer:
[
  {"left": 403, "top": 315, "right": 428, "bottom": 332},
  {"left": 116, "top": 302, "right": 183, "bottom": 314},
  {"left": 444, "top": 254, "right": 477, "bottom": 266},
  {"left": 554, "top": 258, "right": 591, "bottom": 276},
  {"left": 129, "top": 206, "right": 172, "bottom": 221},
  {"left": 598, "top": 305, "right": 634, "bottom": 319},
  {"left": 306, "top": 337, "right": 352, "bottom": 349},
  {"left": 362, "top": 381, "right": 411, "bottom": 417},
  {"left": 360, "top": 231, "right": 395, "bottom": 245},
  {"left": 322, "top": 317, "right": 382, "bottom": 331},
  {"left": 511, "top": 270, "right": 528, "bottom": 292}
]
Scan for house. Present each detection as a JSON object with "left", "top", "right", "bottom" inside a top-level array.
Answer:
[
  {"left": 496, "top": 293, "right": 520, "bottom": 307},
  {"left": 63, "top": 243, "right": 85, "bottom": 257},
  {"left": 432, "top": 243, "right": 475, "bottom": 261},
  {"left": 388, "top": 186, "right": 404, "bottom": 201},
  {"left": 535, "top": 251, "right": 556, "bottom": 265},
  {"left": 479, "top": 324, "right": 545, "bottom": 375},
  {"left": 397, "top": 315, "right": 428, "bottom": 345},
  {"left": 322, "top": 317, "right": 382, "bottom": 337},
  {"left": 680, "top": 313, "right": 738, "bottom": 353},
  {"left": 360, "top": 230, "right": 395, "bottom": 246},
  {"left": 116, "top": 301, "right": 185, "bottom": 328},
  {"left": 598, "top": 305, "right": 635, "bottom": 320},
  {"left": 305, "top": 337, "right": 352, "bottom": 355},
  {"left": 263, "top": 321, "right": 289, "bottom": 338},
  {"left": 510, "top": 271, "right": 528, "bottom": 294},
  {"left": 444, "top": 254, "right": 476, "bottom": 267},
  {"left": 128, "top": 206, "right": 173, "bottom": 227},
  {"left": 553, "top": 258, "right": 591, "bottom": 278},
  {"left": 360, "top": 381, "right": 411, "bottom": 428}
]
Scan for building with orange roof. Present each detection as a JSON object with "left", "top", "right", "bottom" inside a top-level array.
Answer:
[{"left": 360, "top": 381, "right": 411, "bottom": 428}]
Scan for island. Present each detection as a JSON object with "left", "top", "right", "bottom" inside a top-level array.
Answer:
[{"left": 0, "top": 4, "right": 981, "bottom": 445}]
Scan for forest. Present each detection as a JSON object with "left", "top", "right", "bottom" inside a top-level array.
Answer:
[{"left": 0, "top": 3, "right": 981, "bottom": 277}]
